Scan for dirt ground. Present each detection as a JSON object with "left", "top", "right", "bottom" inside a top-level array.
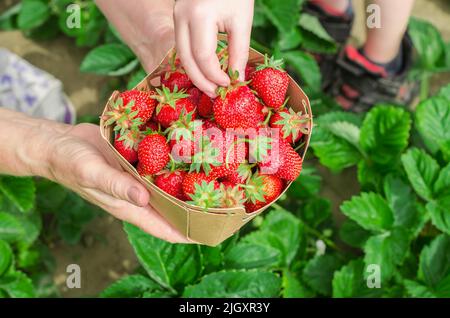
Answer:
[{"left": 1, "top": 0, "right": 449, "bottom": 297}]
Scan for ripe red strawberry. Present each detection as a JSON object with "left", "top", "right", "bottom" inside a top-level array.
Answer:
[
  {"left": 198, "top": 93, "right": 214, "bottom": 118},
  {"left": 213, "top": 72, "right": 264, "bottom": 129},
  {"left": 274, "top": 141, "right": 303, "bottom": 181},
  {"left": 244, "top": 174, "right": 284, "bottom": 212},
  {"left": 114, "top": 130, "right": 140, "bottom": 164},
  {"left": 187, "top": 87, "right": 202, "bottom": 106},
  {"left": 221, "top": 163, "right": 252, "bottom": 184},
  {"left": 186, "top": 180, "right": 222, "bottom": 209},
  {"left": 120, "top": 89, "right": 157, "bottom": 123},
  {"left": 219, "top": 182, "right": 246, "bottom": 208},
  {"left": 167, "top": 111, "right": 203, "bottom": 163},
  {"left": 191, "top": 129, "right": 247, "bottom": 179},
  {"left": 269, "top": 108, "right": 310, "bottom": 144},
  {"left": 138, "top": 134, "right": 170, "bottom": 175},
  {"left": 154, "top": 170, "right": 188, "bottom": 201},
  {"left": 160, "top": 55, "right": 192, "bottom": 91},
  {"left": 245, "top": 65, "right": 255, "bottom": 81},
  {"left": 153, "top": 86, "right": 196, "bottom": 128},
  {"left": 114, "top": 135, "right": 138, "bottom": 164},
  {"left": 140, "top": 121, "right": 159, "bottom": 132},
  {"left": 182, "top": 172, "right": 218, "bottom": 198},
  {"left": 250, "top": 55, "right": 289, "bottom": 109}
]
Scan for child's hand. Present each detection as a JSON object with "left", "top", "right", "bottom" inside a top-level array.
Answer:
[{"left": 174, "top": 0, "right": 255, "bottom": 97}]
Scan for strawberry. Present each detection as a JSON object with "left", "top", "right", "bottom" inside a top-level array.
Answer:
[
  {"left": 219, "top": 182, "right": 246, "bottom": 208},
  {"left": 103, "top": 97, "right": 143, "bottom": 136},
  {"left": 274, "top": 140, "right": 303, "bottom": 181},
  {"left": 154, "top": 170, "right": 188, "bottom": 201},
  {"left": 187, "top": 87, "right": 202, "bottom": 106},
  {"left": 114, "top": 130, "right": 140, "bottom": 164},
  {"left": 167, "top": 111, "right": 203, "bottom": 161},
  {"left": 120, "top": 90, "right": 157, "bottom": 123},
  {"left": 182, "top": 172, "right": 218, "bottom": 198},
  {"left": 198, "top": 93, "right": 214, "bottom": 118},
  {"left": 244, "top": 173, "right": 284, "bottom": 212},
  {"left": 186, "top": 180, "right": 222, "bottom": 209},
  {"left": 250, "top": 55, "right": 289, "bottom": 109},
  {"left": 140, "top": 121, "right": 159, "bottom": 133},
  {"left": 213, "top": 71, "right": 264, "bottom": 129},
  {"left": 137, "top": 134, "right": 170, "bottom": 175},
  {"left": 269, "top": 108, "right": 310, "bottom": 144},
  {"left": 190, "top": 129, "right": 247, "bottom": 179},
  {"left": 160, "top": 55, "right": 192, "bottom": 91},
  {"left": 245, "top": 65, "right": 255, "bottom": 81},
  {"left": 221, "top": 163, "right": 252, "bottom": 184},
  {"left": 153, "top": 86, "right": 196, "bottom": 128}
]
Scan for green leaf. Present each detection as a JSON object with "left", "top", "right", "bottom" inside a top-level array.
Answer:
[
  {"left": 183, "top": 270, "right": 281, "bottom": 298},
  {"left": 299, "top": 13, "right": 334, "bottom": 43},
  {"left": 415, "top": 96, "right": 450, "bottom": 157},
  {"left": 101, "top": 275, "right": 164, "bottom": 298},
  {"left": 418, "top": 234, "right": 450, "bottom": 288},
  {"left": 403, "top": 280, "right": 436, "bottom": 298},
  {"left": 383, "top": 175, "right": 418, "bottom": 229},
  {"left": 409, "top": 17, "right": 446, "bottom": 69},
  {"left": 435, "top": 163, "right": 450, "bottom": 196},
  {"left": 427, "top": 196, "right": 450, "bottom": 235},
  {"left": 339, "top": 219, "right": 371, "bottom": 248},
  {"left": 0, "top": 271, "right": 35, "bottom": 298},
  {"left": 0, "top": 212, "right": 25, "bottom": 243},
  {"left": 360, "top": 105, "right": 411, "bottom": 165},
  {"left": 282, "top": 50, "right": 321, "bottom": 91},
  {"left": 363, "top": 227, "right": 409, "bottom": 281},
  {"left": 301, "top": 197, "right": 331, "bottom": 228},
  {"left": 124, "top": 223, "right": 202, "bottom": 291},
  {"left": 287, "top": 164, "right": 322, "bottom": 199},
  {"left": 401, "top": 148, "right": 440, "bottom": 202},
  {"left": 0, "top": 176, "right": 35, "bottom": 213},
  {"left": 282, "top": 270, "right": 313, "bottom": 298},
  {"left": 259, "top": 0, "right": 302, "bottom": 34},
  {"left": 298, "top": 13, "right": 337, "bottom": 54},
  {"left": 332, "top": 259, "right": 382, "bottom": 298},
  {"left": 17, "top": 0, "right": 50, "bottom": 30},
  {"left": 0, "top": 3, "right": 21, "bottom": 30},
  {"left": 80, "top": 44, "right": 136, "bottom": 76},
  {"left": 242, "top": 209, "right": 303, "bottom": 267},
  {"left": 326, "top": 121, "right": 361, "bottom": 150},
  {"left": 127, "top": 68, "right": 147, "bottom": 90},
  {"left": 303, "top": 254, "right": 343, "bottom": 296},
  {"left": 0, "top": 240, "right": 12, "bottom": 276},
  {"left": 224, "top": 242, "right": 280, "bottom": 270},
  {"left": 311, "top": 112, "right": 363, "bottom": 172},
  {"left": 56, "top": 193, "right": 98, "bottom": 245},
  {"left": 340, "top": 192, "right": 394, "bottom": 232}
]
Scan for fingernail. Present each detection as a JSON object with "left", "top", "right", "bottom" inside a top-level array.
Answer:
[{"left": 128, "top": 187, "right": 143, "bottom": 206}]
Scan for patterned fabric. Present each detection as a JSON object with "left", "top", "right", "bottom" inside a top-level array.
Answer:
[{"left": 0, "top": 48, "right": 76, "bottom": 124}]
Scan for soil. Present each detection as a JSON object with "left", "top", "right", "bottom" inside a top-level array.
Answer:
[{"left": 0, "top": 0, "right": 449, "bottom": 297}]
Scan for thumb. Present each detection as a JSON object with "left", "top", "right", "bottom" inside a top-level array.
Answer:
[{"left": 93, "top": 165, "right": 150, "bottom": 207}]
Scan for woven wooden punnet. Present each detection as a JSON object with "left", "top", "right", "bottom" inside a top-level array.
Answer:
[{"left": 100, "top": 36, "right": 313, "bottom": 246}]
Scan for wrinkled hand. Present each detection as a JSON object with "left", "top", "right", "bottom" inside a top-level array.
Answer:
[
  {"left": 48, "top": 123, "right": 189, "bottom": 244},
  {"left": 174, "top": 0, "right": 255, "bottom": 96}
]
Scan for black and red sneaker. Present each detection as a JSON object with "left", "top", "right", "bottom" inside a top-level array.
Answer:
[
  {"left": 330, "top": 33, "right": 419, "bottom": 112},
  {"left": 303, "top": 1, "right": 354, "bottom": 90}
]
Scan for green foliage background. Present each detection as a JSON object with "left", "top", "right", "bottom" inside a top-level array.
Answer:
[{"left": 0, "top": 0, "right": 450, "bottom": 298}]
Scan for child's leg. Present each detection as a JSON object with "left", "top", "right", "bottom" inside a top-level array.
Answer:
[
  {"left": 309, "top": 0, "right": 350, "bottom": 16},
  {"left": 363, "top": 0, "right": 415, "bottom": 64}
]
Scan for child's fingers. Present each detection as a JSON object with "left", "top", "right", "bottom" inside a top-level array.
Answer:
[
  {"left": 190, "top": 20, "right": 230, "bottom": 87},
  {"left": 174, "top": 18, "right": 218, "bottom": 97},
  {"left": 227, "top": 20, "right": 252, "bottom": 81}
]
